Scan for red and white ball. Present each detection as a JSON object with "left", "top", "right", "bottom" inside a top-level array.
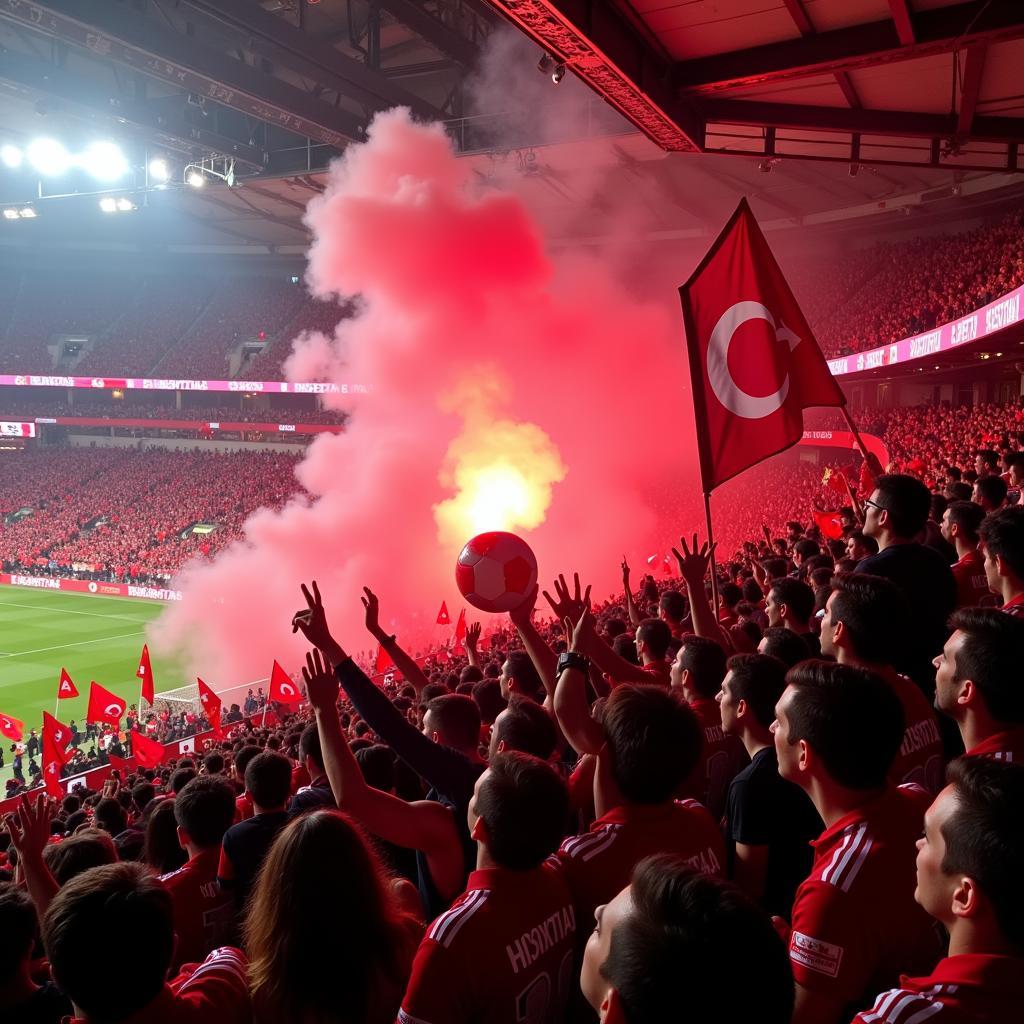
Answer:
[{"left": 455, "top": 532, "right": 538, "bottom": 613}]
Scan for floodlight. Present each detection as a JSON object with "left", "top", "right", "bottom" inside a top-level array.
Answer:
[
  {"left": 99, "top": 197, "right": 117, "bottom": 213},
  {"left": 1, "top": 144, "right": 22, "bottom": 168},
  {"left": 148, "top": 157, "right": 170, "bottom": 182},
  {"left": 80, "top": 141, "right": 128, "bottom": 181},
  {"left": 187, "top": 170, "right": 205, "bottom": 188},
  {"left": 18, "top": 207, "right": 36, "bottom": 219},
  {"left": 2, "top": 208, "right": 19, "bottom": 220},
  {"left": 116, "top": 198, "right": 135, "bottom": 211},
  {"left": 27, "top": 138, "right": 71, "bottom": 176}
]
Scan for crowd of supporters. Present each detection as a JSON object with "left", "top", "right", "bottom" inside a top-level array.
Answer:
[
  {"left": 789, "top": 206, "right": 1024, "bottom": 357},
  {"left": 0, "top": 449, "right": 301, "bottom": 583},
  {"left": 3, "top": 207, "right": 1023, "bottom": 383},
  {"left": 3, "top": 385, "right": 1024, "bottom": 1022}
]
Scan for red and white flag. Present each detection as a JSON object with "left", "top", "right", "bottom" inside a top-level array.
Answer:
[
  {"left": 107, "top": 752, "right": 131, "bottom": 772},
  {"left": 86, "top": 681, "right": 127, "bottom": 725},
  {"left": 57, "top": 667, "right": 79, "bottom": 700},
  {"left": 436, "top": 601, "right": 450, "bottom": 625},
  {"left": 41, "top": 754, "right": 63, "bottom": 798},
  {"left": 0, "top": 711, "right": 23, "bottom": 742},
  {"left": 137, "top": 644, "right": 154, "bottom": 706},
  {"left": 812, "top": 510, "right": 845, "bottom": 541},
  {"left": 454, "top": 608, "right": 467, "bottom": 640},
  {"left": 269, "top": 660, "right": 302, "bottom": 705},
  {"left": 43, "top": 711, "right": 73, "bottom": 764},
  {"left": 679, "top": 198, "right": 845, "bottom": 491},
  {"left": 197, "top": 677, "right": 223, "bottom": 736},
  {"left": 131, "top": 729, "right": 165, "bottom": 769}
]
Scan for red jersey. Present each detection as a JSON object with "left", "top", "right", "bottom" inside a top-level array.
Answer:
[
  {"left": 951, "top": 549, "right": 991, "bottom": 609},
  {"left": 67, "top": 947, "right": 250, "bottom": 1024},
  {"left": 399, "top": 862, "right": 576, "bottom": 1024},
  {"left": 965, "top": 729, "right": 1024, "bottom": 762},
  {"left": 852, "top": 954, "right": 1024, "bottom": 1024},
  {"left": 682, "top": 698, "right": 749, "bottom": 819},
  {"left": 1001, "top": 593, "right": 1024, "bottom": 617},
  {"left": 557, "top": 800, "right": 724, "bottom": 923},
  {"left": 789, "top": 786, "right": 941, "bottom": 1010},
  {"left": 160, "top": 848, "right": 236, "bottom": 971},
  {"left": 639, "top": 661, "right": 671, "bottom": 687},
  {"left": 883, "top": 670, "right": 944, "bottom": 794}
]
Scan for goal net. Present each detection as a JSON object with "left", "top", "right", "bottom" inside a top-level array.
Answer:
[{"left": 151, "top": 678, "right": 269, "bottom": 718}]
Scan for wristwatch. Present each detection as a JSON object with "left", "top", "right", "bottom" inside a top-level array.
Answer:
[{"left": 556, "top": 651, "right": 591, "bottom": 675}]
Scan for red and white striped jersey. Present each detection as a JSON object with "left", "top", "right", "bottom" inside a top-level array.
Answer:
[
  {"left": 850, "top": 953, "right": 1024, "bottom": 1024},
  {"left": 965, "top": 729, "right": 1024, "bottom": 763},
  {"left": 789, "top": 785, "right": 942, "bottom": 1010},
  {"left": 557, "top": 799, "right": 725, "bottom": 927},
  {"left": 399, "top": 861, "right": 576, "bottom": 1024}
]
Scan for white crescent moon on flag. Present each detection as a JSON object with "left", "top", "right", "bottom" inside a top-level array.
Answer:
[
  {"left": 105, "top": 703, "right": 123, "bottom": 717},
  {"left": 706, "top": 300, "right": 801, "bottom": 419}
]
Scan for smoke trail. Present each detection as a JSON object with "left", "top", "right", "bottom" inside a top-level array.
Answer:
[{"left": 151, "top": 107, "right": 696, "bottom": 687}]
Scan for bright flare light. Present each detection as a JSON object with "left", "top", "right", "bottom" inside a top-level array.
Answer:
[
  {"left": 27, "top": 138, "right": 70, "bottom": 176},
  {"left": 116, "top": 198, "right": 135, "bottom": 211},
  {"left": 18, "top": 207, "right": 36, "bottom": 219},
  {"left": 1, "top": 144, "right": 22, "bottom": 168},
  {"left": 80, "top": 141, "right": 128, "bottom": 181},
  {"left": 148, "top": 157, "right": 170, "bottom": 182},
  {"left": 2, "top": 208, "right": 19, "bottom": 220},
  {"left": 99, "top": 197, "right": 117, "bottom": 213},
  {"left": 187, "top": 170, "right": 205, "bottom": 188},
  {"left": 434, "top": 414, "right": 565, "bottom": 548}
]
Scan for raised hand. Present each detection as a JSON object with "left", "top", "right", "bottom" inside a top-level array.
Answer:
[
  {"left": 508, "top": 582, "right": 539, "bottom": 629},
  {"left": 302, "top": 648, "right": 340, "bottom": 714},
  {"left": 4, "top": 793, "right": 55, "bottom": 863},
  {"left": 361, "top": 586, "right": 386, "bottom": 640},
  {"left": 672, "top": 533, "right": 717, "bottom": 584},
  {"left": 465, "top": 621, "right": 482, "bottom": 651},
  {"left": 292, "top": 581, "right": 346, "bottom": 664},
  {"left": 542, "top": 573, "right": 592, "bottom": 623},
  {"left": 621, "top": 556, "right": 631, "bottom": 588},
  {"left": 562, "top": 603, "right": 594, "bottom": 655}
]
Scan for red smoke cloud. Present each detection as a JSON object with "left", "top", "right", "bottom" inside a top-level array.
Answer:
[{"left": 151, "top": 109, "right": 698, "bottom": 687}]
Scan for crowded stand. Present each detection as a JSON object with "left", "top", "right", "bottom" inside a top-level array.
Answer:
[
  {"left": 3, "top": 381, "right": 1024, "bottom": 1023},
  {"left": 0, "top": 449, "right": 301, "bottom": 583},
  {"left": 788, "top": 206, "right": 1024, "bottom": 357}
]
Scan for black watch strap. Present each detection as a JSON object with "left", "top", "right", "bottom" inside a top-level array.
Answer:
[{"left": 557, "top": 651, "right": 590, "bottom": 675}]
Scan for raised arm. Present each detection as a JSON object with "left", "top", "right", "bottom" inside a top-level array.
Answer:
[
  {"left": 621, "top": 557, "right": 643, "bottom": 628},
  {"left": 508, "top": 584, "right": 558, "bottom": 705},
  {"left": 294, "top": 582, "right": 476, "bottom": 801},
  {"left": 4, "top": 794, "right": 60, "bottom": 916},
  {"left": 552, "top": 607, "right": 605, "bottom": 756},
  {"left": 545, "top": 573, "right": 651, "bottom": 685},
  {"left": 362, "top": 587, "right": 431, "bottom": 697},
  {"left": 672, "top": 535, "right": 730, "bottom": 647},
  {"left": 464, "top": 621, "right": 482, "bottom": 671},
  {"left": 303, "top": 649, "right": 464, "bottom": 903}
]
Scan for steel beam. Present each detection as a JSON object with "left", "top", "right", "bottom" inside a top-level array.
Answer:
[
  {"left": 482, "top": 0, "right": 703, "bottom": 151},
  {"left": 957, "top": 43, "right": 987, "bottom": 137},
  {"left": 676, "top": 1, "right": 1024, "bottom": 96},
  {"left": 888, "top": 0, "right": 916, "bottom": 46},
  {"left": 0, "top": 0, "right": 366, "bottom": 147},
  {"left": 372, "top": 0, "right": 479, "bottom": 67},
  {"left": 180, "top": 0, "right": 447, "bottom": 120},
  {"left": 0, "top": 49, "right": 267, "bottom": 167},
  {"left": 702, "top": 98, "right": 1024, "bottom": 144}
]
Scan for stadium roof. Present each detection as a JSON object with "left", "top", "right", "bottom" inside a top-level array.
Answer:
[
  {"left": 485, "top": 0, "right": 1024, "bottom": 174},
  {"left": 0, "top": 1, "right": 1022, "bottom": 253}
]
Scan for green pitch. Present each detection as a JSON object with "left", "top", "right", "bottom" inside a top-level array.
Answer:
[{"left": 0, "top": 587, "right": 182, "bottom": 786}]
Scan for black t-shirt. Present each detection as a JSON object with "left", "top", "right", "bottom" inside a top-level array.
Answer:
[
  {"left": 725, "top": 747, "right": 823, "bottom": 919},
  {"left": 287, "top": 776, "right": 335, "bottom": 818},
  {"left": 219, "top": 810, "right": 290, "bottom": 911},
  {"left": 856, "top": 542, "right": 957, "bottom": 689},
  {"left": 1, "top": 981, "right": 73, "bottom": 1024}
]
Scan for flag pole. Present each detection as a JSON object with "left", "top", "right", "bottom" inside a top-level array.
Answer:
[
  {"left": 839, "top": 405, "right": 883, "bottom": 484},
  {"left": 703, "top": 490, "right": 721, "bottom": 618}
]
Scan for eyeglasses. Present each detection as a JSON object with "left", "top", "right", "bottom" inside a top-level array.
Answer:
[{"left": 863, "top": 498, "right": 887, "bottom": 512}]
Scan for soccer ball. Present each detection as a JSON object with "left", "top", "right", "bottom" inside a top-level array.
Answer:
[{"left": 455, "top": 532, "right": 538, "bottom": 614}]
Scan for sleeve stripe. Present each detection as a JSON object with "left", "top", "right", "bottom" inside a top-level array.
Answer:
[
  {"left": 579, "top": 828, "right": 620, "bottom": 863},
  {"left": 177, "top": 948, "right": 248, "bottom": 991},
  {"left": 860, "top": 985, "right": 950, "bottom": 1024},
  {"left": 398, "top": 1009, "right": 435, "bottom": 1024},
  {"left": 428, "top": 890, "right": 488, "bottom": 946}
]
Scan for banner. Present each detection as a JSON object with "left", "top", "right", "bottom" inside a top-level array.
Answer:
[
  {"left": 0, "top": 574, "right": 182, "bottom": 601},
  {"left": 0, "top": 421, "right": 35, "bottom": 437},
  {"left": 29, "top": 417, "right": 342, "bottom": 434},
  {"left": 0, "top": 374, "right": 368, "bottom": 394}
]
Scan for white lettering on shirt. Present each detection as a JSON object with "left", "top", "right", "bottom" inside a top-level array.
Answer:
[{"left": 505, "top": 905, "right": 575, "bottom": 975}]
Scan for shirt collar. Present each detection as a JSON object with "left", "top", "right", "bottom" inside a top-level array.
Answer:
[
  {"left": 811, "top": 786, "right": 898, "bottom": 852},
  {"left": 908, "top": 953, "right": 1024, "bottom": 993}
]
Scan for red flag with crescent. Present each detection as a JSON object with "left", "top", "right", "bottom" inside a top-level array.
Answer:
[
  {"left": 679, "top": 198, "right": 845, "bottom": 492},
  {"left": 86, "top": 681, "right": 127, "bottom": 725},
  {"left": 269, "top": 660, "right": 303, "bottom": 705},
  {"left": 197, "top": 677, "right": 223, "bottom": 736}
]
